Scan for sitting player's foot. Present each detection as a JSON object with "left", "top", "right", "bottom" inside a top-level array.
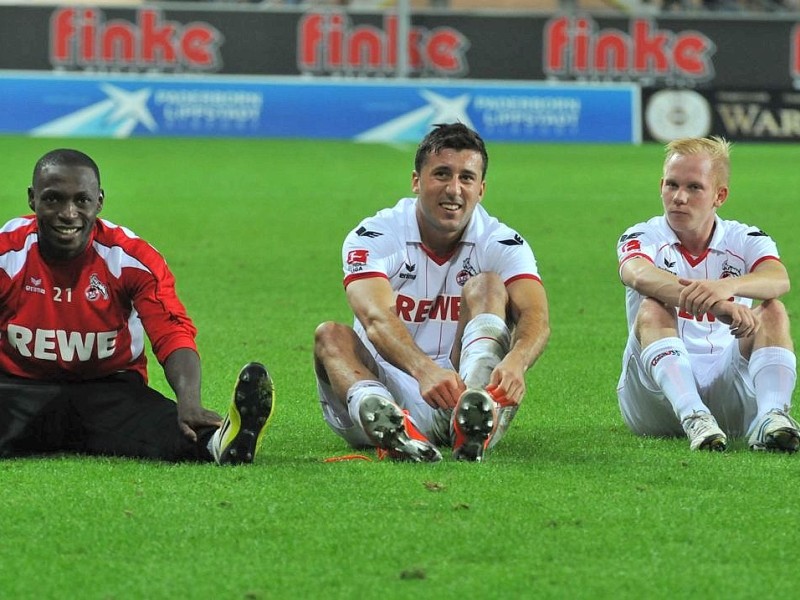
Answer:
[
  {"left": 212, "top": 362, "right": 275, "bottom": 465},
  {"left": 452, "top": 389, "right": 496, "bottom": 462},
  {"left": 748, "top": 409, "right": 800, "bottom": 453},
  {"left": 681, "top": 411, "right": 727, "bottom": 452},
  {"left": 358, "top": 395, "right": 441, "bottom": 463}
]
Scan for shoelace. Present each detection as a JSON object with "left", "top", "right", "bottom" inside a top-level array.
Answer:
[
  {"left": 487, "top": 385, "right": 515, "bottom": 407},
  {"left": 322, "top": 454, "right": 373, "bottom": 463}
]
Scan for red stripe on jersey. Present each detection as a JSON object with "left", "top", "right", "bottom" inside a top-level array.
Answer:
[
  {"left": 619, "top": 253, "right": 653, "bottom": 269},
  {"left": 420, "top": 244, "right": 457, "bottom": 266},
  {"left": 505, "top": 273, "right": 542, "bottom": 286},
  {"left": 750, "top": 255, "right": 781, "bottom": 272},
  {"left": 677, "top": 245, "right": 710, "bottom": 267},
  {"left": 343, "top": 271, "right": 389, "bottom": 288}
]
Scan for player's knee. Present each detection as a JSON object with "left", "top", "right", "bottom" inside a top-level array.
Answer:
[
  {"left": 758, "top": 299, "right": 791, "bottom": 333},
  {"left": 634, "top": 298, "right": 677, "bottom": 339},
  {"left": 314, "top": 321, "right": 345, "bottom": 356},
  {"left": 462, "top": 272, "right": 506, "bottom": 311}
]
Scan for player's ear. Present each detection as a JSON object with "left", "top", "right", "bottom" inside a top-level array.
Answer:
[
  {"left": 27, "top": 186, "right": 35, "bottom": 211},
  {"left": 411, "top": 171, "right": 420, "bottom": 194},
  {"left": 97, "top": 189, "right": 104, "bottom": 213},
  {"left": 714, "top": 185, "right": 728, "bottom": 208}
]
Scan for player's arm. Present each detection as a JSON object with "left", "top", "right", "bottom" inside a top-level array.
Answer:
[
  {"left": 127, "top": 263, "right": 222, "bottom": 439},
  {"left": 346, "top": 277, "right": 464, "bottom": 409},
  {"left": 679, "top": 258, "right": 789, "bottom": 317},
  {"left": 620, "top": 256, "right": 686, "bottom": 306},
  {"left": 487, "top": 278, "right": 550, "bottom": 407},
  {"left": 164, "top": 347, "right": 222, "bottom": 441}
]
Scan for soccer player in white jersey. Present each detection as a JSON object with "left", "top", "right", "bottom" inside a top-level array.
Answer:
[
  {"left": 0, "top": 149, "right": 274, "bottom": 464},
  {"left": 616, "top": 136, "right": 798, "bottom": 452},
  {"left": 314, "top": 123, "right": 550, "bottom": 462}
]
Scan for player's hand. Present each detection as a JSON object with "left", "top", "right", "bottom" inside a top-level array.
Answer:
[
  {"left": 419, "top": 366, "right": 466, "bottom": 410},
  {"left": 678, "top": 277, "right": 734, "bottom": 319},
  {"left": 486, "top": 355, "right": 527, "bottom": 407},
  {"left": 712, "top": 301, "right": 759, "bottom": 338},
  {"left": 177, "top": 404, "right": 223, "bottom": 442}
]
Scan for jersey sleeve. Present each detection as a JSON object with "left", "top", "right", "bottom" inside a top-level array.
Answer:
[
  {"left": 101, "top": 225, "right": 197, "bottom": 364},
  {"left": 484, "top": 226, "right": 541, "bottom": 285},
  {"left": 738, "top": 225, "right": 781, "bottom": 272},
  {"left": 341, "top": 219, "right": 400, "bottom": 288},
  {"left": 616, "top": 223, "right": 656, "bottom": 274},
  {"left": 128, "top": 255, "right": 197, "bottom": 364}
]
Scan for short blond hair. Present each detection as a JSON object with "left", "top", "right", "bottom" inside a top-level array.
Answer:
[{"left": 664, "top": 136, "right": 732, "bottom": 189}]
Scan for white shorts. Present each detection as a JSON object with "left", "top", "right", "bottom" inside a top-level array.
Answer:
[
  {"left": 617, "top": 332, "right": 756, "bottom": 438},
  {"left": 317, "top": 357, "right": 517, "bottom": 449}
]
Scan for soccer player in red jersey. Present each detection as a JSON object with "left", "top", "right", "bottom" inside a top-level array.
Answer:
[{"left": 0, "top": 149, "right": 273, "bottom": 464}]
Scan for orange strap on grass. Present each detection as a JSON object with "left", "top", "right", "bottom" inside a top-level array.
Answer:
[{"left": 323, "top": 454, "right": 373, "bottom": 463}]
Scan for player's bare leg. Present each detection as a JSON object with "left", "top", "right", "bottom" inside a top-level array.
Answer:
[{"left": 314, "top": 322, "right": 440, "bottom": 461}]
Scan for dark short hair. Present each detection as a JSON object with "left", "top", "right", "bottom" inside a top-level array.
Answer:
[
  {"left": 32, "top": 149, "right": 101, "bottom": 187},
  {"left": 414, "top": 123, "right": 488, "bottom": 179}
]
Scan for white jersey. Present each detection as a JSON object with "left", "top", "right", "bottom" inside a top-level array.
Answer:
[
  {"left": 342, "top": 197, "right": 541, "bottom": 362},
  {"left": 617, "top": 214, "right": 781, "bottom": 356}
]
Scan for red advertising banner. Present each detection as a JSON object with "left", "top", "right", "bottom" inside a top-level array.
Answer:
[{"left": 1, "top": 6, "right": 798, "bottom": 89}]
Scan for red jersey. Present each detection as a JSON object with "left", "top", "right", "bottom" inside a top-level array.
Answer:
[{"left": 0, "top": 216, "right": 197, "bottom": 382}]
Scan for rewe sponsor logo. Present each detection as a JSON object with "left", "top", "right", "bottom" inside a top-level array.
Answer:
[
  {"left": 396, "top": 294, "right": 460, "bottom": 323},
  {"left": 298, "top": 13, "right": 468, "bottom": 76},
  {"left": 50, "top": 8, "right": 222, "bottom": 71},
  {"left": 544, "top": 16, "right": 715, "bottom": 83},
  {"left": 3, "top": 324, "right": 118, "bottom": 362}
]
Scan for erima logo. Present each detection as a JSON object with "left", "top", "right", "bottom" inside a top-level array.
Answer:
[
  {"left": 499, "top": 234, "right": 524, "bottom": 246},
  {"left": 25, "top": 277, "right": 46, "bottom": 295},
  {"left": 399, "top": 262, "right": 416, "bottom": 280},
  {"left": 663, "top": 257, "right": 675, "bottom": 268},
  {"left": 356, "top": 226, "right": 382, "bottom": 238},
  {"left": 747, "top": 230, "right": 768, "bottom": 237}
]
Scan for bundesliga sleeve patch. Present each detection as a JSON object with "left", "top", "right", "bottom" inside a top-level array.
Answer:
[
  {"left": 347, "top": 249, "right": 369, "bottom": 265},
  {"left": 619, "top": 239, "right": 641, "bottom": 254}
]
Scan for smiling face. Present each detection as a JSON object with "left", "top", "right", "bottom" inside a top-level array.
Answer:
[
  {"left": 412, "top": 148, "right": 486, "bottom": 255},
  {"left": 28, "top": 163, "right": 104, "bottom": 261},
  {"left": 660, "top": 152, "right": 727, "bottom": 249}
]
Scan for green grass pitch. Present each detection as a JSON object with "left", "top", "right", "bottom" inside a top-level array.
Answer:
[{"left": 1, "top": 135, "right": 799, "bottom": 599}]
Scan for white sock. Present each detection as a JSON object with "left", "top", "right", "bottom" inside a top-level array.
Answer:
[
  {"left": 641, "top": 337, "right": 705, "bottom": 422},
  {"left": 458, "top": 313, "right": 510, "bottom": 389},
  {"left": 346, "top": 380, "right": 394, "bottom": 425},
  {"left": 749, "top": 346, "right": 797, "bottom": 424}
]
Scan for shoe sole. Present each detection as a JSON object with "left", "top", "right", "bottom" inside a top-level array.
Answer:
[
  {"left": 453, "top": 390, "right": 495, "bottom": 462},
  {"left": 217, "top": 363, "right": 274, "bottom": 465},
  {"left": 764, "top": 428, "right": 800, "bottom": 453},
  {"left": 359, "top": 395, "right": 441, "bottom": 463},
  {"left": 698, "top": 434, "right": 727, "bottom": 452}
]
